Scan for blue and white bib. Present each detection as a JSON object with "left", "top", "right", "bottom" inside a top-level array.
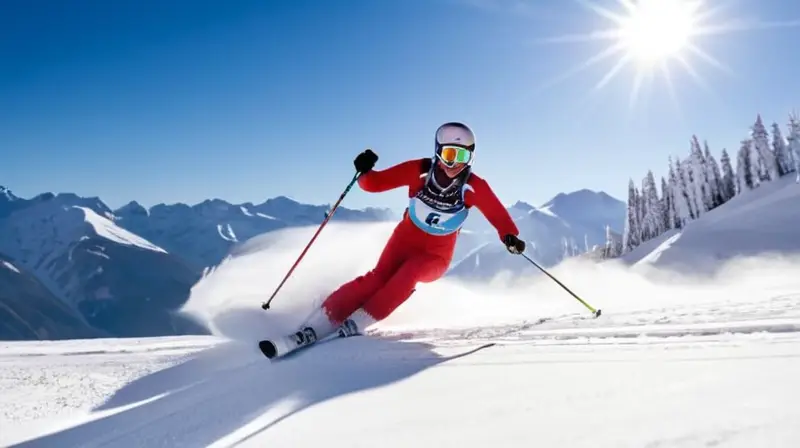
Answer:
[{"left": 408, "top": 160, "right": 472, "bottom": 236}]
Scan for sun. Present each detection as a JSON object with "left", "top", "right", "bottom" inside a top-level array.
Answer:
[
  {"left": 530, "top": 0, "right": 749, "bottom": 109},
  {"left": 617, "top": 0, "right": 698, "bottom": 66},
  {"left": 530, "top": 0, "right": 800, "bottom": 110}
]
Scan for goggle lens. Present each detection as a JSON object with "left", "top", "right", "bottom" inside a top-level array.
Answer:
[{"left": 438, "top": 145, "right": 472, "bottom": 166}]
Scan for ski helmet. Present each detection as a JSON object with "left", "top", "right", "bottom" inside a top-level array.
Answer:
[{"left": 434, "top": 122, "right": 475, "bottom": 167}]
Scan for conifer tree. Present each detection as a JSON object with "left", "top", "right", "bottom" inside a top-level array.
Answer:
[
  {"left": 660, "top": 176, "right": 672, "bottom": 230},
  {"left": 622, "top": 179, "right": 641, "bottom": 253},
  {"left": 736, "top": 138, "right": 758, "bottom": 192},
  {"left": 635, "top": 184, "right": 646, "bottom": 241},
  {"left": 751, "top": 114, "right": 779, "bottom": 181},
  {"left": 703, "top": 141, "right": 724, "bottom": 208},
  {"left": 680, "top": 157, "right": 701, "bottom": 219},
  {"left": 674, "top": 156, "right": 696, "bottom": 221},
  {"left": 719, "top": 148, "right": 736, "bottom": 202},
  {"left": 788, "top": 112, "right": 800, "bottom": 181},
  {"left": 689, "top": 136, "right": 711, "bottom": 215},
  {"left": 603, "top": 224, "right": 622, "bottom": 258},
  {"left": 640, "top": 170, "right": 664, "bottom": 241},
  {"left": 772, "top": 122, "right": 791, "bottom": 176},
  {"left": 667, "top": 157, "right": 685, "bottom": 228}
]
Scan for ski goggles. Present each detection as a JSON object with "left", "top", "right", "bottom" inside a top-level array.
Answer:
[{"left": 437, "top": 145, "right": 473, "bottom": 167}]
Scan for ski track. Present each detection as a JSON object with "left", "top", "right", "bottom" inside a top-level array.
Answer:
[{"left": 2, "top": 294, "right": 800, "bottom": 447}]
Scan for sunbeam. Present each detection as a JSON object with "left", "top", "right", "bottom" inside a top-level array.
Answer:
[{"left": 532, "top": 0, "right": 800, "bottom": 109}]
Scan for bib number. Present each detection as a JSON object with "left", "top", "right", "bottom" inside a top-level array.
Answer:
[{"left": 424, "top": 212, "right": 441, "bottom": 226}]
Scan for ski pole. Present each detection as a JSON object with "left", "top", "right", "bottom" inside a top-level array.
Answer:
[
  {"left": 261, "top": 171, "right": 362, "bottom": 310},
  {"left": 520, "top": 252, "right": 602, "bottom": 318}
]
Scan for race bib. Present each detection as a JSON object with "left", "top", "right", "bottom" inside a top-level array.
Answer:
[{"left": 408, "top": 196, "right": 469, "bottom": 235}]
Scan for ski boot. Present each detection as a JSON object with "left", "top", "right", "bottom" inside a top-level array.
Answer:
[{"left": 337, "top": 318, "right": 360, "bottom": 338}]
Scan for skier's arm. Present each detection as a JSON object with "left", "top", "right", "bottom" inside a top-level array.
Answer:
[
  {"left": 467, "top": 174, "right": 520, "bottom": 240},
  {"left": 358, "top": 159, "right": 424, "bottom": 193}
]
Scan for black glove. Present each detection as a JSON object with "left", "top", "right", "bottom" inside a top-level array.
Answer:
[
  {"left": 354, "top": 149, "right": 378, "bottom": 174},
  {"left": 503, "top": 234, "right": 525, "bottom": 254}
]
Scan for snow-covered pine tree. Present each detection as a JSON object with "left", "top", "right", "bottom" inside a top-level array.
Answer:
[
  {"left": 719, "top": 148, "right": 736, "bottom": 202},
  {"left": 562, "top": 237, "right": 578, "bottom": 257},
  {"left": 635, "top": 183, "right": 646, "bottom": 242},
  {"left": 603, "top": 224, "right": 623, "bottom": 258},
  {"left": 621, "top": 179, "right": 641, "bottom": 253},
  {"left": 688, "top": 136, "right": 711, "bottom": 215},
  {"left": 667, "top": 157, "right": 685, "bottom": 228},
  {"left": 751, "top": 114, "right": 779, "bottom": 182},
  {"left": 667, "top": 157, "right": 685, "bottom": 229},
  {"left": 660, "top": 176, "right": 672, "bottom": 231},
  {"left": 788, "top": 111, "right": 800, "bottom": 181},
  {"left": 681, "top": 156, "right": 702, "bottom": 219},
  {"left": 736, "top": 138, "right": 758, "bottom": 192},
  {"left": 640, "top": 170, "right": 664, "bottom": 241},
  {"left": 674, "top": 156, "right": 696, "bottom": 221},
  {"left": 772, "top": 121, "right": 791, "bottom": 176},
  {"left": 703, "top": 141, "right": 724, "bottom": 208}
]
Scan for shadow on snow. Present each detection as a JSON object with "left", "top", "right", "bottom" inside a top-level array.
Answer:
[{"left": 12, "top": 319, "right": 490, "bottom": 447}]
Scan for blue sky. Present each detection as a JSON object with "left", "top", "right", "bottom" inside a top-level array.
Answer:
[{"left": 2, "top": 0, "right": 799, "bottom": 214}]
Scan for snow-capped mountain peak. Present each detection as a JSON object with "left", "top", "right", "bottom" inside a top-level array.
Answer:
[
  {"left": 1, "top": 185, "right": 17, "bottom": 202},
  {"left": 509, "top": 200, "right": 536, "bottom": 212},
  {"left": 77, "top": 207, "right": 166, "bottom": 253},
  {"left": 112, "top": 195, "right": 394, "bottom": 269},
  {"left": 451, "top": 189, "right": 626, "bottom": 279}
]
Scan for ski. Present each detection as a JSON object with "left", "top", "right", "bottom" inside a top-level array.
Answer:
[{"left": 258, "top": 318, "right": 360, "bottom": 360}]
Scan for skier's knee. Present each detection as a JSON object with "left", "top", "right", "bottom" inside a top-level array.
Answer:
[{"left": 363, "top": 288, "right": 416, "bottom": 321}]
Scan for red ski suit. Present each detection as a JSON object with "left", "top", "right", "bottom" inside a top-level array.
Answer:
[{"left": 322, "top": 158, "right": 520, "bottom": 324}]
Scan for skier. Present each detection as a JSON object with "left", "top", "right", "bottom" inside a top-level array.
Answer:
[{"left": 266, "top": 122, "right": 526, "bottom": 357}]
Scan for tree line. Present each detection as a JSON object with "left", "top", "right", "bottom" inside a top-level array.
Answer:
[{"left": 602, "top": 111, "right": 800, "bottom": 259}]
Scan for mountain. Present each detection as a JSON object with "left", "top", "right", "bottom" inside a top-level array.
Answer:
[
  {"left": 448, "top": 189, "right": 626, "bottom": 279},
  {"left": 1, "top": 185, "right": 28, "bottom": 219},
  {"left": 0, "top": 186, "right": 394, "bottom": 340},
  {"left": 0, "top": 192, "right": 204, "bottom": 338},
  {"left": 0, "top": 251, "right": 98, "bottom": 340},
  {"left": 113, "top": 196, "right": 395, "bottom": 270}
]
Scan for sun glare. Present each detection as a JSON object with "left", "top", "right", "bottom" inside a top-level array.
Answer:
[
  {"left": 618, "top": 0, "right": 698, "bottom": 65},
  {"left": 530, "top": 0, "right": 800, "bottom": 110}
]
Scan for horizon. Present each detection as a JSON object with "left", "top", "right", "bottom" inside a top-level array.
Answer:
[
  {"left": 3, "top": 0, "right": 800, "bottom": 214},
  {"left": 0, "top": 180, "right": 621, "bottom": 216}
]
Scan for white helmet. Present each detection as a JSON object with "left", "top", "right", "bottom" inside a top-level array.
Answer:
[{"left": 434, "top": 122, "right": 475, "bottom": 167}]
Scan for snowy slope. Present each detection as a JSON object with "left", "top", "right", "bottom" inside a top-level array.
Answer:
[
  {"left": 113, "top": 196, "right": 395, "bottom": 270},
  {"left": 3, "top": 328, "right": 800, "bottom": 447},
  {"left": 2, "top": 182, "right": 800, "bottom": 446},
  {"left": 620, "top": 175, "right": 800, "bottom": 275},
  {"left": 449, "top": 190, "right": 625, "bottom": 279},
  {"left": 0, "top": 194, "right": 203, "bottom": 338}
]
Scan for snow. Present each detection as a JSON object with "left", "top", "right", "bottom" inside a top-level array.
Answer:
[
  {"left": 450, "top": 189, "right": 625, "bottom": 279},
  {"left": 2, "top": 176, "right": 800, "bottom": 446},
  {"left": 621, "top": 175, "right": 800, "bottom": 275},
  {"left": 536, "top": 204, "right": 557, "bottom": 217},
  {"left": 2, "top": 260, "right": 20, "bottom": 273},
  {"left": 2, "top": 322, "right": 800, "bottom": 446},
  {"left": 77, "top": 207, "right": 167, "bottom": 254}
]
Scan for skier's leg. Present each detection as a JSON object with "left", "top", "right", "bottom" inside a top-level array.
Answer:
[
  {"left": 358, "top": 252, "right": 451, "bottom": 324},
  {"left": 304, "top": 223, "right": 410, "bottom": 337}
]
